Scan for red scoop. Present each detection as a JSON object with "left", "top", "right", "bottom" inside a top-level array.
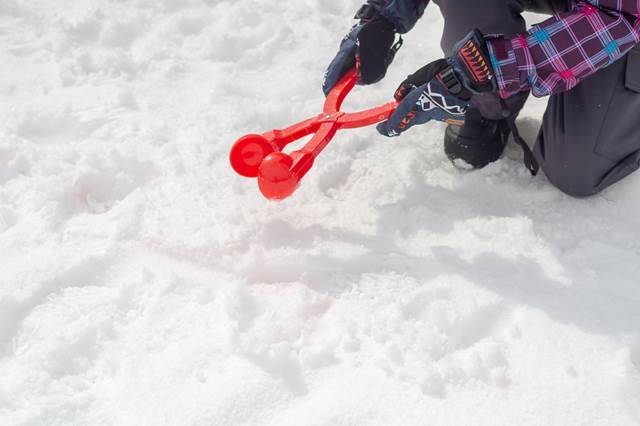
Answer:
[{"left": 229, "top": 69, "right": 398, "bottom": 200}]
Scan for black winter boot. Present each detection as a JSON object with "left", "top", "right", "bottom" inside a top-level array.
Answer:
[{"left": 444, "top": 108, "right": 510, "bottom": 169}]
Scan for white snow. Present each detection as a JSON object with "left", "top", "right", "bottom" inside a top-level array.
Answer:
[{"left": 1, "top": 1, "right": 640, "bottom": 425}]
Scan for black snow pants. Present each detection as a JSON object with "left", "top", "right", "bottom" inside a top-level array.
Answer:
[{"left": 433, "top": 0, "right": 640, "bottom": 197}]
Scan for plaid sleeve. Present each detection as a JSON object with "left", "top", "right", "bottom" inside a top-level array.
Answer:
[{"left": 486, "top": 0, "right": 640, "bottom": 98}]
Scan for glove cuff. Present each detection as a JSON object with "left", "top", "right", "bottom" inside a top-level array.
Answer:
[
  {"left": 449, "top": 29, "right": 497, "bottom": 94},
  {"left": 356, "top": 17, "right": 401, "bottom": 85},
  {"left": 354, "top": 4, "right": 379, "bottom": 22}
]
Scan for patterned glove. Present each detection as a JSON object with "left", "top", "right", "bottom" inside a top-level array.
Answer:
[
  {"left": 323, "top": 12, "right": 402, "bottom": 96},
  {"left": 377, "top": 30, "right": 495, "bottom": 137}
]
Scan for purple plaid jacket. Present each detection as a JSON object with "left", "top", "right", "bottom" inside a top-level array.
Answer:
[{"left": 487, "top": 0, "right": 640, "bottom": 98}]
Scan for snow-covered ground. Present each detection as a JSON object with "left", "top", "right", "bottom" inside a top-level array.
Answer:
[{"left": 1, "top": 1, "right": 640, "bottom": 424}]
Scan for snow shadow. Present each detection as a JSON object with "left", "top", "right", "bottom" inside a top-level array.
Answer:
[{"left": 249, "top": 174, "right": 640, "bottom": 341}]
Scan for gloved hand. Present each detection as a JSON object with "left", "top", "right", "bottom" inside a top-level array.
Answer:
[
  {"left": 377, "top": 30, "right": 496, "bottom": 137},
  {"left": 322, "top": 14, "right": 401, "bottom": 96}
]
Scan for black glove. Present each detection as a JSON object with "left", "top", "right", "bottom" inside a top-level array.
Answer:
[
  {"left": 377, "top": 30, "right": 495, "bottom": 137},
  {"left": 322, "top": 13, "right": 401, "bottom": 96}
]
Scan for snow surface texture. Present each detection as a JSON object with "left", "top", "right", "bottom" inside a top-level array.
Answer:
[{"left": 1, "top": 1, "right": 640, "bottom": 425}]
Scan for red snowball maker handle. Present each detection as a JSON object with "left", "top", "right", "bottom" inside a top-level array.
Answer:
[{"left": 229, "top": 69, "right": 398, "bottom": 200}]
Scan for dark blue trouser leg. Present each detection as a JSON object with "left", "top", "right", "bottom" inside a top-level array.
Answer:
[
  {"left": 434, "top": 0, "right": 527, "bottom": 56},
  {"left": 534, "top": 45, "right": 640, "bottom": 197}
]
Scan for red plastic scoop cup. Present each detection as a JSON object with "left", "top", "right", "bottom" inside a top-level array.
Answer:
[{"left": 229, "top": 69, "right": 398, "bottom": 200}]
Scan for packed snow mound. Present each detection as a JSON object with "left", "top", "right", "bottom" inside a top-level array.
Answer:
[{"left": 1, "top": 1, "right": 640, "bottom": 425}]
